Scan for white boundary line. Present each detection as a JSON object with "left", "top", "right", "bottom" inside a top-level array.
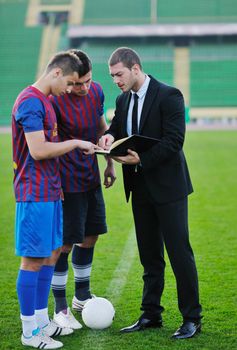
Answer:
[
  {"left": 105, "top": 228, "right": 137, "bottom": 304},
  {"left": 78, "top": 228, "right": 137, "bottom": 348}
]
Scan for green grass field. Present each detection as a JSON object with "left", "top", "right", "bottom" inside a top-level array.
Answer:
[{"left": 0, "top": 131, "right": 237, "bottom": 350}]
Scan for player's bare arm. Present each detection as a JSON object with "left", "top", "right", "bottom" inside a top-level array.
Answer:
[
  {"left": 97, "top": 116, "right": 109, "bottom": 138},
  {"left": 97, "top": 118, "right": 116, "bottom": 187},
  {"left": 25, "top": 130, "right": 99, "bottom": 160}
]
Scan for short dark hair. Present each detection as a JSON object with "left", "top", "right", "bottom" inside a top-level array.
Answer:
[
  {"left": 69, "top": 49, "right": 92, "bottom": 77},
  {"left": 108, "top": 47, "right": 142, "bottom": 70},
  {"left": 46, "top": 51, "right": 81, "bottom": 75}
]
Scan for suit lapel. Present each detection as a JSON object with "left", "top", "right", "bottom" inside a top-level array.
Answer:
[{"left": 139, "top": 77, "right": 160, "bottom": 133}]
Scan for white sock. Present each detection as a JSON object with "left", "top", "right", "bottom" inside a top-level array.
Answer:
[
  {"left": 35, "top": 307, "right": 50, "bottom": 328},
  {"left": 21, "top": 314, "right": 38, "bottom": 338}
]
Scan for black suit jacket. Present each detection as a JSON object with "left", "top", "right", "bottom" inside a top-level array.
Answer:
[{"left": 107, "top": 76, "right": 193, "bottom": 204}]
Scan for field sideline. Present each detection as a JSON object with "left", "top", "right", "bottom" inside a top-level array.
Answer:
[{"left": 0, "top": 131, "right": 236, "bottom": 350}]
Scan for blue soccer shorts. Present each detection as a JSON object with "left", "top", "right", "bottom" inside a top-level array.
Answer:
[{"left": 15, "top": 200, "right": 63, "bottom": 258}]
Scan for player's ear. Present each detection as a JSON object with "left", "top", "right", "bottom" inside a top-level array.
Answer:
[{"left": 52, "top": 68, "right": 62, "bottom": 78}]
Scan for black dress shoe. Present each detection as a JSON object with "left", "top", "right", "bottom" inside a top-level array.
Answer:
[
  {"left": 172, "top": 321, "right": 201, "bottom": 339},
  {"left": 120, "top": 317, "right": 162, "bottom": 333}
]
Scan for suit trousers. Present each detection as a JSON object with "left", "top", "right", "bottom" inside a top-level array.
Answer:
[{"left": 131, "top": 172, "right": 201, "bottom": 321}]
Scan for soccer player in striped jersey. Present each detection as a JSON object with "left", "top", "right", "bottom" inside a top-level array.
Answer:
[
  {"left": 50, "top": 50, "right": 116, "bottom": 330},
  {"left": 12, "top": 51, "right": 101, "bottom": 349}
]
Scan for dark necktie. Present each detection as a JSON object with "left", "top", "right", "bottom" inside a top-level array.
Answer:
[{"left": 131, "top": 93, "right": 139, "bottom": 135}]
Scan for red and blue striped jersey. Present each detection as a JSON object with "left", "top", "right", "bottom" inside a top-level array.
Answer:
[
  {"left": 12, "top": 86, "right": 61, "bottom": 202},
  {"left": 50, "top": 81, "right": 104, "bottom": 192}
]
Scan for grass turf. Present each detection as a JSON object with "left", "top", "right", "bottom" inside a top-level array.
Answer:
[{"left": 0, "top": 130, "right": 236, "bottom": 350}]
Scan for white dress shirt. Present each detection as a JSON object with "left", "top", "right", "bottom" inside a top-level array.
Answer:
[{"left": 127, "top": 75, "right": 151, "bottom": 136}]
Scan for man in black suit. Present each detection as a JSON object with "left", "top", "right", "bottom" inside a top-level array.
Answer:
[{"left": 99, "top": 47, "right": 202, "bottom": 339}]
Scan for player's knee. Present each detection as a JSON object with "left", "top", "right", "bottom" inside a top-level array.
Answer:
[
  {"left": 61, "top": 244, "right": 73, "bottom": 253},
  {"left": 79, "top": 235, "right": 98, "bottom": 248},
  {"left": 53, "top": 247, "right": 62, "bottom": 260},
  {"left": 44, "top": 247, "right": 62, "bottom": 265},
  {"left": 20, "top": 257, "right": 44, "bottom": 271}
]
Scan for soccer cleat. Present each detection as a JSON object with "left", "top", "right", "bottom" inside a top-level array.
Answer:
[
  {"left": 72, "top": 294, "right": 95, "bottom": 312},
  {"left": 21, "top": 328, "right": 63, "bottom": 349},
  {"left": 43, "top": 319, "right": 73, "bottom": 337},
  {"left": 53, "top": 307, "right": 82, "bottom": 330}
]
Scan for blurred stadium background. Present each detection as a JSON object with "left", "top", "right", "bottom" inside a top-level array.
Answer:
[{"left": 1, "top": 0, "right": 237, "bottom": 126}]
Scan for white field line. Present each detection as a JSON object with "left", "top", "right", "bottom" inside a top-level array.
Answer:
[
  {"left": 79, "top": 228, "right": 137, "bottom": 349},
  {"left": 105, "top": 228, "right": 137, "bottom": 304}
]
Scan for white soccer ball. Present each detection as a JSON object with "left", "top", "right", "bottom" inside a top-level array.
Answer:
[{"left": 82, "top": 297, "right": 115, "bottom": 330}]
